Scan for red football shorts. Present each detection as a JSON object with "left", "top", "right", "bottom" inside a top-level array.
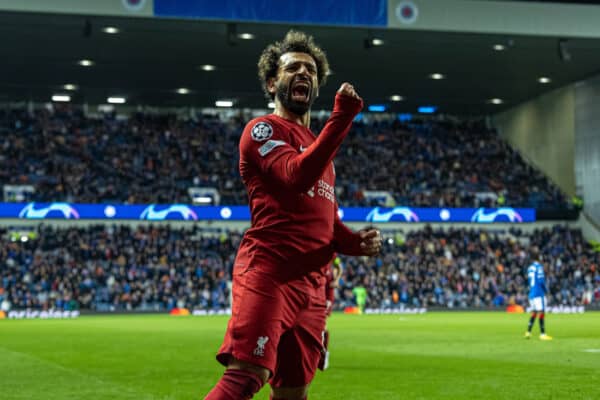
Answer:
[{"left": 216, "top": 265, "right": 327, "bottom": 388}]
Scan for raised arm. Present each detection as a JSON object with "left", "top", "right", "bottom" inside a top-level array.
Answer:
[{"left": 240, "top": 84, "right": 362, "bottom": 193}]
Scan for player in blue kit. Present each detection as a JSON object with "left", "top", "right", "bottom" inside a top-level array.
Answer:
[{"left": 525, "top": 252, "right": 553, "bottom": 340}]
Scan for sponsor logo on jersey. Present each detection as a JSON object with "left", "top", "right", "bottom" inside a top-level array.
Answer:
[
  {"left": 317, "top": 179, "right": 335, "bottom": 203},
  {"left": 251, "top": 121, "right": 273, "bottom": 141},
  {"left": 258, "top": 139, "right": 286, "bottom": 156},
  {"left": 304, "top": 179, "right": 335, "bottom": 202}
]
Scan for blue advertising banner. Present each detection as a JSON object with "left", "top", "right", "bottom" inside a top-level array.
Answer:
[
  {"left": 154, "top": 0, "right": 387, "bottom": 27},
  {"left": 0, "top": 203, "right": 535, "bottom": 223}
]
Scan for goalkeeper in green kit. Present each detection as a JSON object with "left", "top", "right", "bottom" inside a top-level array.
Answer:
[{"left": 353, "top": 284, "right": 368, "bottom": 313}]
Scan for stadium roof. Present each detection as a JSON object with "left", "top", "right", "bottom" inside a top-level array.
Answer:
[{"left": 2, "top": 11, "right": 600, "bottom": 115}]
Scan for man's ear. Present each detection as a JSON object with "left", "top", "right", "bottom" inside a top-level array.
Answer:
[{"left": 267, "top": 77, "right": 277, "bottom": 95}]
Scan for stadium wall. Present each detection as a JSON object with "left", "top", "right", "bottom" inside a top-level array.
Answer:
[
  {"left": 579, "top": 211, "right": 600, "bottom": 242},
  {"left": 492, "top": 85, "right": 576, "bottom": 197},
  {"left": 574, "top": 74, "right": 600, "bottom": 230},
  {"left": 0, "top": 0, "right": 154, "bottom": 17},
  {"left": 388, "top": 0, "right": 600, "bottom": 38}
]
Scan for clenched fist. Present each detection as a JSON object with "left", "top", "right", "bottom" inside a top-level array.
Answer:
[
  {"left": 358, "top": 227, "right": 382, "bottom": 257},
  {"left": 337, "top": 82, "right": 361, "bottom": 101}
]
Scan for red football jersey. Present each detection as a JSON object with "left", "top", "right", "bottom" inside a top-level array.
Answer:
[
  {"left": 235, "top": 93, "right": 364, "bottom": 286},
  {"left": 325, "top": 265, "right": 336, "bottom": 304}
]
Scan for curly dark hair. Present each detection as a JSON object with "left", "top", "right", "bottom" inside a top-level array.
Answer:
[{"left": 258, "top": 30, "right": 330, "bottom": 100}]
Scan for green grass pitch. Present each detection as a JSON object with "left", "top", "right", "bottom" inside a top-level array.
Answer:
[{"left": 1, "top": 312, "right": 599, "bottom": 399}]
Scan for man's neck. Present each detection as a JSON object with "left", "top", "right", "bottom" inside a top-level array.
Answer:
[{"left": 273, "top": 106, "right": 310, "bottom": 128}]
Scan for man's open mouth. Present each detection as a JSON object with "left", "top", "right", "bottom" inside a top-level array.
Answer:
[{"left": 291, "top": 81, "right": 310, "bottom": 102}]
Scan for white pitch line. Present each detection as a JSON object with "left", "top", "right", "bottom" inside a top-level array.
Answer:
[{"left": 582, "top": 349, "right": 600, "bottom": 353}]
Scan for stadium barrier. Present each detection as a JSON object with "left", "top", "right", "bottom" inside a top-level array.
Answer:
[
  {"left": 0, "top": 202, "right": 536, "bottom": 223},
  {"left": 2, "top": 306, "right": 596, "bottom": 319}
]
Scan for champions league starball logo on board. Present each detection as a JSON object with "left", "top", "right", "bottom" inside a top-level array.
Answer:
[
  {"left": 19, "top": 203, "right": 80, "bottom": 219},
  {"left": 366, "top": 207, "right": 420, "bottom": 222},
  {"left": 139, "top": 205, "right": 198, "bottom": 221},
  {"left": 470, "top": 208, "right": 523, "bottom": 223}
]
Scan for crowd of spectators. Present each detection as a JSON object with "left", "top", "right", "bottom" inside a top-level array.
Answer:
[
  {"left": 0, "top": 225, "right": 239, "bottom": 312},
  {"left": 2, "top": 107, "right": 587, "bottom": 312},
  {"left": 0, "top": 106, "right": 570, "bottom": 210},
  {"left": 337, "top": 224, "right": 599, "bottom": 310},
  {"left": 1, "top": 225, "right": 598, "bottom": 313},
  {"left": 0, "top": 107, "right": 245, "bottom": 204},
  {"left": 335, "top": 118, "right": 568, "bottom": 210}
]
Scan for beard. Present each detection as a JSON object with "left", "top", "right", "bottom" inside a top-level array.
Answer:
[{"left": 275, "top": 80, "right": 318, "bottom": 116}]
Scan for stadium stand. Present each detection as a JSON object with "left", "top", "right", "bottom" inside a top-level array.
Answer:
[
  {"left": 0, "top": 106, "right": 571, "bottom": 212},
  {"left": 1, "top": 225, "right": 597, "bottom": 312}
]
